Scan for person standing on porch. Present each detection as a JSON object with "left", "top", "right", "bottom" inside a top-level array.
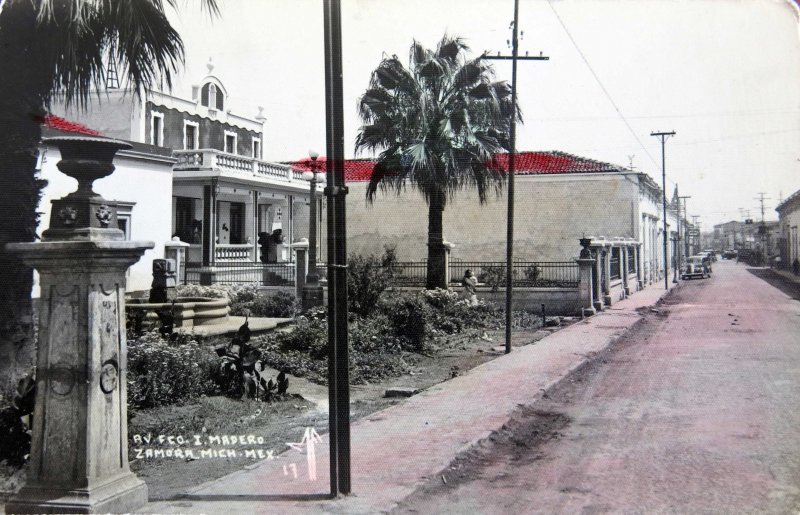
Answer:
[{"left": 462, "top": 269, "right": 478, "bottom": 306}]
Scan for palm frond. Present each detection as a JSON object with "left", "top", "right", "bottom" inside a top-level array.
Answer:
[
  {"left": 410, "top": 40, "right": 429, "bottom": 68},
  {"left": 436, "top": 35, "right": 468, "bottom": 62},
  {"left": 31, "top": 0, "right": 219, "bottom": 108}
]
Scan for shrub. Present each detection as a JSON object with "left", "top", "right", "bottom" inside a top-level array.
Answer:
[
  {"left": 379, "top": 293, "right": 433, "bottom": 353},
  {"left": 349, "top": 314, "right": 403, "bottom": 354},
  {"left": 347, "top": 246, "right": 399, "bottom": 317},
  {"left": 0, "top": 376, "right": 35, "bottom": 467},
  {"left": 128, "top": 332, "right": 218, "bottom": 409},
  {"left": 248, "top": 291, "right": 298, "bottom": 318},
  {"left": 176, "top": 283, "right": 232, "bottom": 299},
  {"left": 0, "top": 407, "right": 29, "bottom": 467},
  {"left": 274, "top": 317, "right": 328, "bottom": 359}
]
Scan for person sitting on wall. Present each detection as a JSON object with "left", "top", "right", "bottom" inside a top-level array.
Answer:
[{"left": 462, "top": 269, "right": 478, "bottom": 307}]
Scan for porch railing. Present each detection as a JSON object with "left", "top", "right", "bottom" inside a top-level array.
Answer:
[
  {"left": 184, "top": 261, "right": 295, "bottom": 286},
  {"left": 174, "top": 149, "right": 295, "bottom": 183},
  {"left": 216, "top": 243, "right": 252, "bottom": 261}
]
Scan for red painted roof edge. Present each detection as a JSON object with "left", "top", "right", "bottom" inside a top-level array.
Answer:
[{"left": 38, "top": 114, "right": 103, "bottom": 137}]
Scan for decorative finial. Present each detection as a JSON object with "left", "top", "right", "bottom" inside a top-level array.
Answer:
[
  {"left": 255, "top": 106, "right": 266, "bottom": 122},
  {"left": 206, "top": 57, "right": 214, "bottom": 74}
]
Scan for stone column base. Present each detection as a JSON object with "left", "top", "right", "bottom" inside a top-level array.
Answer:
[
  {"left": 604, "top": 295, "right": 612, "bottom": 306},
  {"left": 582, "top": 307, "right": 596, "bottom": 318},
  {"left": 6, "top": 472, "right": 147, "bottom": 514}
]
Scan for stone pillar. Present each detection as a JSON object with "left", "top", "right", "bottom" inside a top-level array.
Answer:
[
  {"left": 635, "top": 244, "right": 643, "bottom": 289},
  {"left": 149, "top": 258, "right": 177, "bottom": 303},
  {"left": 603, "top": 248, "right": 612, "bottom": 306},
  {"left": 621, "top": 246, "right": 630, "bottom": 297},
  {"left": 592, "top": 247, "right": 604, "bottom": 312},
  {"left": 443, "top": 241, "right": 455, "bottom": 286},
  {"left": 164, "top": 238, "right": 189, "bottom": 285},
  {"left": 576, "top": 238, "right": 596, "bottom": 317},
  {"left": 5, "top": 136, "right": 152, "bottom": 514},
  {"left": 291, "top": 239, "right": 309, "bottom": 302}
]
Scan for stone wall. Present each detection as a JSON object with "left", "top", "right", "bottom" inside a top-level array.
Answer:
[{"left": 324, "top": 173, "right": 640, "bottom": 262}]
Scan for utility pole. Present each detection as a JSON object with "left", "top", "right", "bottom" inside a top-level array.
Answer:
[
  {"left": 755, "top": 192, "right": 770, "bottom": 223},
  {"left": 678, "top": 195, "right": 691, "bottom": 256},
  {"left": 755, "top": 192, "right": 770, "bottom": 265},
  {"left": 673, "top": 184, "right": 681, "bottom": 283},
  {"left": 651, "top": 130, "right": 676, "bottom": 289},
  {"left": 484, "top": 0, "right": 548, "bottom": 355}
]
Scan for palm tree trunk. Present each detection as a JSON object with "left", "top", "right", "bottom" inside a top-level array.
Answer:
[
  {"left": 0, "top": 2, "right": 50, "bottom": 397},
  {"left": 426, "top": 188, "right": 447, "bottom": 289}
]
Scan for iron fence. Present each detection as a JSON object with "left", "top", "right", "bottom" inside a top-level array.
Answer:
[
  {"left": 388, "top": 261, "right": 427, "bottom": 286},
  {"left": 184, "top": 262, "right": 295, "bottom": 286},
  {"left": 451, "top": 260, "right": 579, "bottom": 288},
  {"left": 609, "top": 248, "right": 621, "bottom": 280}
]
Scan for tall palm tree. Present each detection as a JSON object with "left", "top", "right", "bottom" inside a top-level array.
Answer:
[
  {"left": 355, "top": 35, "right": 518, "bottom": 289},
  {"left": 0, "top": 0, "right": 218, "bottom": 395}
]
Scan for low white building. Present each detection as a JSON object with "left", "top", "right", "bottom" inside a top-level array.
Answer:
[{"left": 36, "top": 116, "right": 175, "bottom": 293}]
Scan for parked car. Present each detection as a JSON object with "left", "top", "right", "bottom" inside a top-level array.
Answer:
[
  {"left": 722, "top": 249, "right": 737, "bottom": 260},
  {"left": 702, "top": 249, "right": 718, "bottom": 262},
  {"left": 682, "top": 255, "right": 711, "bottom": 280}
]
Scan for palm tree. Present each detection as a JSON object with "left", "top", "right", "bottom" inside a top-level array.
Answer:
[
  {"left": 355, "top": 35, "right": 518, "bottom": 290},
  {"left": 0, "top": 0, "right": 218, "bottom": 395}
]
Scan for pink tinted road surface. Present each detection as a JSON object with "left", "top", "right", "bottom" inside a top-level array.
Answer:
[{"left": 396, "top": 260, "right": 800, "bottom": 514}]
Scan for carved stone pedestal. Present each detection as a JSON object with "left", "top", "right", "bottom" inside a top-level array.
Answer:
[
  {"left": 5, "top": 241, "right": 153, "bottom": 514},
  {"left": 4, "top": 136, "right": 152, "bottom": 514}
]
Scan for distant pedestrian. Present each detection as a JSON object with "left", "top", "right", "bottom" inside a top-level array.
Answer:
[{"left": 462, "top": 269, "right": 478, "bottom": 306}]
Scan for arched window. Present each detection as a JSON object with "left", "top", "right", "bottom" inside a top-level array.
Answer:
[{"left": 200, "top": 82, "right": 224, "bottom": 110}]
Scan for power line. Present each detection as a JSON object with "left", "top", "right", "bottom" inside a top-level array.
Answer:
[{"left": 546, "top": 0, "right": 658, "bottom": 168}]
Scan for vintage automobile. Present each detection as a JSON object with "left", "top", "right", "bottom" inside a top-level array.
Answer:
[
  {"left": 681, "top": 255, "right": 711, "bottom": 280},
  {"left": 722, "top": 249, "right": 737, "bottom": 260}
]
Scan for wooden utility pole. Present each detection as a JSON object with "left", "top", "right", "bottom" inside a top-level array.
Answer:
[
  {"left": 651, "top": 131, "right": 676, "bottom": 289},
  {"left": 484, "top": 0, "right": 548, "bottom": 354},
  {"left": 678, "top": 195, "right": 691, "bottom": 257}
]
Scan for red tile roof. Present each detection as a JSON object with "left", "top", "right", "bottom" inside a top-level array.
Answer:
[
  {"left": 289, "top": 151, "right": 625, "bottom": 182},
  {"left": 38, "top": 114, "right": 102, "bottom": 136}
]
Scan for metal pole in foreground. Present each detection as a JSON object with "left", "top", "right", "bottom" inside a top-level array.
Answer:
[
  {"left": 651, "top": 130, "right": 675, "bottom": 289},
  {"left": 323, "top": 0, "right": 350, "bottom": 496}
]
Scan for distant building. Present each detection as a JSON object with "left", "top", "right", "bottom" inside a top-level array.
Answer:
[
  {"left": 776, "top": 188, "right": 800, "bottom": 269},
  {"left": 713, "top": 219, "right": 779, "bottom": 258}
]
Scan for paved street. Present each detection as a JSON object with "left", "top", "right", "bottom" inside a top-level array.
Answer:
[{"left": 396, "top": 261, "right": 800, "bottom": 514}]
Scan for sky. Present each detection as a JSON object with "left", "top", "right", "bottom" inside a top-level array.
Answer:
[{"left": 165, "top": 0, "right": 800, "bottom": 228}]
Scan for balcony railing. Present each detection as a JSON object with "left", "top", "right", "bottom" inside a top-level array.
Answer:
[{"left": 174, "top": 149, "right": 295, "bottom": 183}]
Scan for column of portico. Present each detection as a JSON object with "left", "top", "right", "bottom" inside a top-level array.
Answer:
[{"left": 621, "top": 245, "right": 630, "bottom": 297}]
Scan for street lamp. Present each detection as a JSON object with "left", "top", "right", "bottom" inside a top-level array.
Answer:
[{"left": 301, "top": 150, "right": 324, "bottom": 310}]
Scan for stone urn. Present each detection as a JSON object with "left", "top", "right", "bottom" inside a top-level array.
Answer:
[
  {"left": 579, "top": 237, "right": 593, "bottom": 259},
  {"left": 42, "top": 136, "right": 132, "bottom": 242}
]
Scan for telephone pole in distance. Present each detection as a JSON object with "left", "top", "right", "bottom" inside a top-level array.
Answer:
[{"left": 651, "top": 130, "right": 676, "bottom": 289}]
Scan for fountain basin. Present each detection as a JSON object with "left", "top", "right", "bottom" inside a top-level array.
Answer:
[{"left": 126, "top": 296, "right": 230, "bottom": 327}]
